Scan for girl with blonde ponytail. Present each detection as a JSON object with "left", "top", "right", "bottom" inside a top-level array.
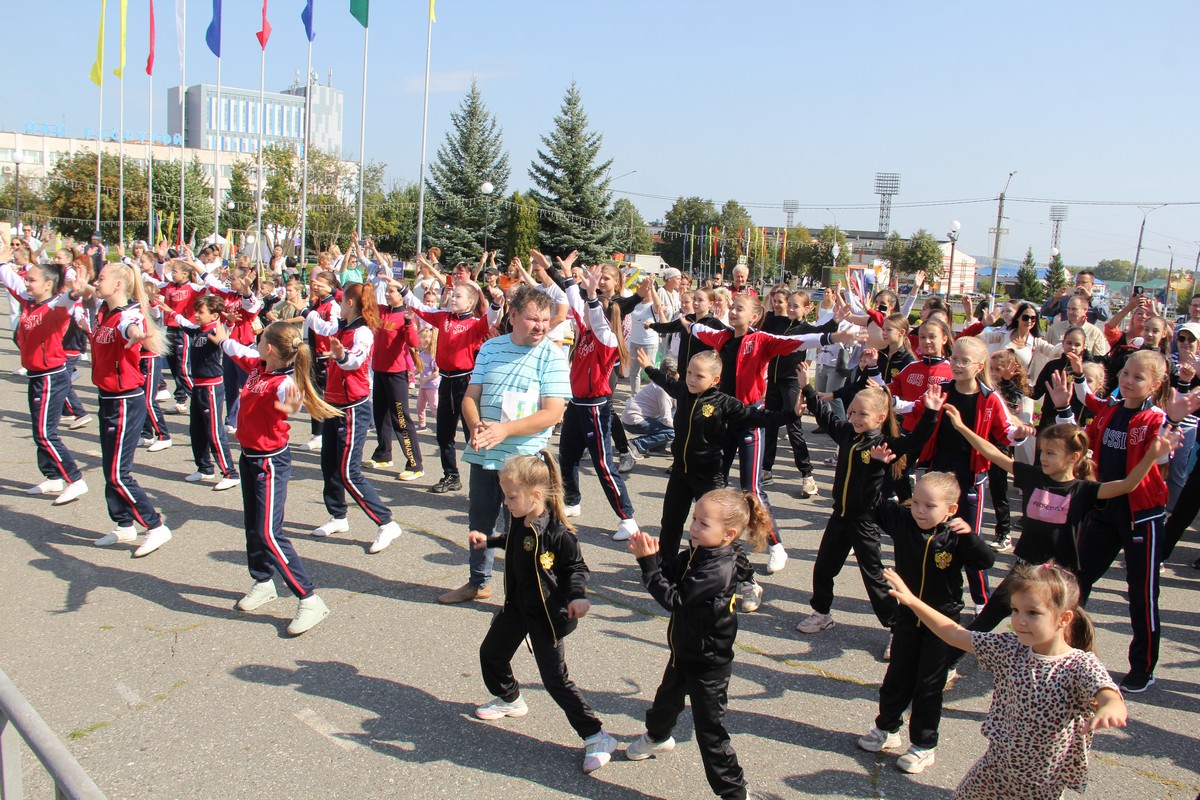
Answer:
[{"left": 210, "top": 320, "right": 341, "bottom": 635}]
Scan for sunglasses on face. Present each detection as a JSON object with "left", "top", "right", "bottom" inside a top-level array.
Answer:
[
  {"left": 1020, "top": 314, "right": 1038, "bottom": 322},
  {"left": 1178, "top": 333, "right": 1197, "bottom": 343}
]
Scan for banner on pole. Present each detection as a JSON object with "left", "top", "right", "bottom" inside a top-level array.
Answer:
[
  {"left": 301, "top": 0, "right": 315, "bottom": 41},
  {"left": 349, "top": 0, "right": 368, "bottom": 27},
  {"left": 146, "top": 0, "right": 156, "bottom": 74},
  {"left": 90, "top": 0, "right": 108, "bottom": 86},
  {"left": 114, "top": 0, "right": 128, "bottom": 77},
  {"left": 256, "top": 0, "right": 271, "bottom": 48},
  {"left": 205, "top": 0, "right": 222, "bottom": 57}
]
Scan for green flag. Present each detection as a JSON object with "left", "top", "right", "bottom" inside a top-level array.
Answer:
[{"left": 349, "top": 0, "right": 368, "bottom": 27}]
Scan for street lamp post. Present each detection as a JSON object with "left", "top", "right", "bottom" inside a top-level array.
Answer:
[
  {"left": 11, "top": 150, "right": 24, "bottom": 233},
  {"left": 1165, "top": 245, "right": 1175, "bottom": 311},
  {"left": 479, "top": 181, "right": 495, "bottom": 253},
  {"left": 1130, "top": 205, "right": 1166, "bottom": 294},
  {"left": 946, "top": 220, "right": 961, "bottom": 299}
]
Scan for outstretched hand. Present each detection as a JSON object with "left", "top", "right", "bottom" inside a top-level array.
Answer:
[
  {"left": 1150, "top": 426, "right": 1185, "bottom": 460},
  {"left": 922, "top": 382, "right": 946, "bottom": 411},
  {"left": 467, "top": 531, "right": 488, "bottom": 550},
  {"left": 883, "top": 568, "right": 917, "bottom": 605},
  {"left": 627, "top": 530, "right": 659, "bottom": 559},
  {"left": 795, "top": 360, "right": 811, "bottom": 387},
  {"left": 275, "top": 382, "right": 302, "bottom": 415},
  {"left": 206, "top": 322, "right": 229, "bottom": 345},
  {"left": 636, "top": 347, "right": 653, "bottom": 369},
  {"left": 1047, "top": 369, "right": 1073, "bottom": 408},
  {"left": 869, "top": 443, "right": 897, "bottom": 463}
]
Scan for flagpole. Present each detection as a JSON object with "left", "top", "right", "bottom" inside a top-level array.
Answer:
[
  {"left": 356, "top": 24, "right": 368, "bottom": 238},
  {"left": 147, "top": 66, "right": 154, "bottom": 243},
  {"left": 414, "top": 11, "right": 433, "bottom": 255},
  {"left": 119, "top": 72, "right": 125, "bottom": 246},
  {"left": 177, "top": 0, "right": 186, "bottom": 245},
  {"left": 212, "top": 54, "right": 221, "bottom": 248},
  {"left": 300, "top": 37, "right": 312, "bottom": 266},
  {"left": 254, "top": 44, "right": 266, "bottom": 272},
  {"left": 95, "top": 81, "right": 105, "bottom": 234}
]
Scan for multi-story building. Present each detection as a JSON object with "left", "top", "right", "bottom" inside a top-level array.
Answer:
[{"left": 167, "top": 72, "right": 344, "bottom": 157}]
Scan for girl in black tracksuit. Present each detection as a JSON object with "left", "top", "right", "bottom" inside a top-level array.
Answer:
[
  {"left": 627, "top": 488, "right": 774, "bottom": 799},
  {"left": 859, "top": 473, "right": 994, "bottom": 768},
  {"left": 796, "top": 366, "right": 940, "bottom": 635},
  {"left": 642, "top": 350, "right": 793, "bottom": 558},
  {"left": 473, "top": 451, "right": 618, "bottom": 774}
]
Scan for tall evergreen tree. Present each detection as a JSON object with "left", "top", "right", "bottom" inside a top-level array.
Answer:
[
  {"left": 425, "top": 80, "right": 510, "bottom": 266},
  {"left": 611, "top": 197, "right": 653, "bottom": 256},
  {"left": 504, "top": 191, "right": 540, "bottom": 262},
  {"left": 1011, "top": 247, "right": 1047, "bottom": 302},
  {"left": 1045, "top": 250, "right": 1069, "bottom": 296},
  {"left": 529, "top": 82, "right": 616, "bottom": 263}
]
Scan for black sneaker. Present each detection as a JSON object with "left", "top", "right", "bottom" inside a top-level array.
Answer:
[
  {"left": 1118, "top": 672, "right": 1155, "bottom": 693},
  {"left": 760, "top": 470, "right": 774, "bottom": 487},
  {"left": 429, "top": 476, "right": 462, "bottom": 494}
]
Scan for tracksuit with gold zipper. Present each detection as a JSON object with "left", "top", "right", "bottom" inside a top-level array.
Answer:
[
  {"left": 872, "top": 500, "right": 995, "bottom": 750},
  {"left": 637, "top": 542, "right": 748, "bottom": 799},
  {"left": 478, "top": 510, "right": 603, "bottom": 740},
  {"left": 803, "top": 384, "right": 937, "bottom": 628}
]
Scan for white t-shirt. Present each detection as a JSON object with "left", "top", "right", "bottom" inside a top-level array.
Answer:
[{"left": 626, "top": 300, "right": 659, "bottom": 347}]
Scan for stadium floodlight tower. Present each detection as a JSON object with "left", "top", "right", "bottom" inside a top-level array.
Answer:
[
  {"left": 783, "top": 200, "right": 799, "bottom": 229},
  {"left": 1049, "top": 205, "right": 1068, "bottom": 253},
  {"left": 874, "top": 172, "right": 901, "bottom": 234}
]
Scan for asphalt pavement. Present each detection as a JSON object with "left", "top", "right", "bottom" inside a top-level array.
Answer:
[{"left": 0, "top": 332, "right": 1197, "bottom": 799}]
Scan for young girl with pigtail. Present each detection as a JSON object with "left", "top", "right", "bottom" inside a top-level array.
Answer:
[
  {"left": 302, "top": 283, "right": 404, "bottom": 555},
  {"left": 471, "top": 450, "right": 620, "bottom": 775},
  {"left": 985, "top": 349, "right": 1033, "bottom": 552},
  {"left": 76, "top": 261, "right": 173, "bottom": 557},
  {"left": 0, "top": 246, "right": 90, "bottom": 506},
  {"left": 210, "top": 320, "right": 342, "bottom": 635},
  {"left": 885, "top": 563, "right": 1127, "bottom": 800},
  {"left": 626, "top": 488, "right": 775, "bottom": 799},
  {"left": 1066, "top": 348, "right": 1200, "bottom": 692}
]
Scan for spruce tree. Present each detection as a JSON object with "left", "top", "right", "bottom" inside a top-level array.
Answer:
[
  {"left": 529, "top": 82, "right": 616, "bottom": 263},
  {"left": 1046, "top": 251, "right": 1069, "bottom": 297},
  {"left": 1010, "top": 247, "right": 1047, "bottom": 302},
  {"left": 425, "top": 80, "right": 510, "bottom": 266},
  {"left": 504, "top": 191, "right": 540, "bottom": 263}
]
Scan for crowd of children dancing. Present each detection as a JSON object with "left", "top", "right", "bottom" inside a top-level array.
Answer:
[{"left": 7, "top": 230, "right": 1200, "bottom": 799}]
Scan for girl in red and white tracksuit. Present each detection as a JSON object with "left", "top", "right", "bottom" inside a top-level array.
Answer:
[
  {"left": 152, "top": 260, "right": 207, "bottom": 407},
  {"left": 558, "top": 266, "right": 639, "bottom": 540},
  {"left": 0, "top": 259, "right": 89, "bottom": 501},
  {"left": 370, "top": 278, "right": 423, "bottom": 477},
  {"left": 403, "top": 278, "right": 502, "bottom": 493},
  {"left": 213, "top": 320, "right": 339, "bottom": 634},
  {"left": 204, "top": 268, "right": 262, "bottom": 430},
  {"left": 867, "top": 317, "right": 955, "bottom": 503},
  {"left": 301, "top": 271, "right": 341, "bottom": 447},
  {"left": 1073, "top": 349, "right": 1183, "bottom": 692},
  {"left": 82, "top": 262, "right": 172, "bottom": 555},
  {"left": 164, "top": 294, "right": 239, "bottom": 485},
  {"left": 304, "top": 283, "right": 402, "bottom": 552},
  {"left": 915, "top": 336, "right": 1028, "bottom": 609},
  {"left": 690, "top": 292, "right": 857, "bottom": 572}
]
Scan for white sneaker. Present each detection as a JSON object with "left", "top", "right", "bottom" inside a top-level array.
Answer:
[
  {"left": 174, "top": 403, "right": 187, "bottom": 414},
  {"left": 95, "top": 526, "right": 137, "bottom": 546},
  {"left": 27, "top": 478, "right": 65, "bottom": 495},
  {"left": 766, "top": 542, "right": 788, "bottom": 574},
  {"left": 312, "top": 518, "right": 350, "bottom": 537},
  {"left": 582, "top": 731, "right": 620, "bottom": 774},
  {"left": 53, "top": 479, "right": 89, "bottom": 505},
  {"left": 857, "top": 726, "right": 902, "bottom": 753},
  {"left": 369, "top": 521, "right": 403, "bottom": 554},
  {"left": 801, "top": 475, "right": 818, "bottom": 497},
  {"left": 225, "top": 425, "right": 237, "bottom": 435},
  {"left": 943, "top": 667, "right": 960, "bottom": 690},
  {"left": 796, "top": 611, "right": 835, "bottom": 634},
  {"left": 287, "top": 594, "right": 330, "bottom": 635},
  {"left": 618, "top": 451, "right": 639, "bottom": 473},
  {"left": 139, "top": 437, "right": 155, "bottom": 448},
  {"left": 625, "top": 733, "right": 676, "bottom": 761},
  {"left": 68, "top": 414, "right": 93, "bottom": 430},
  {"left": 738, "top": 581, "right": 764, "bottom": 613},
  {"left": 896, "top": 746, "right": 936, "bottom": 774},
  {"left": 237, "top": 580, "right": 278, "bottom": 611},
  {"left": 304, "top": 436, "right": 323, "bottom": 452},
  {"left": 882, "top": 633, "right": 894, "bottom": 662},
  {"left": 155, "top": 389, "right": 171, "bottom": 402},
  {"left": 563, "top": 503, "right": 582, "bottom": 518},
  {"left": 13, "top": 367, "right": 27, "bottom": 377},
  {"left": 134, "top": 525, "right": 172, "bottom": 557},
  {"left": 213, "top": 477, "right": 240, "bottom": 491},
  {"left": 147, "top": 438, "right": 173, "bottom": 453},
  {"left": 613, "top": 518, "right": 637, "bottom": 542},
  {"left": 185, "top": 471, "right": 216, "bottom": 483},
  {"left": 475, "top": 695, "right": 529, "bottom": 720}
]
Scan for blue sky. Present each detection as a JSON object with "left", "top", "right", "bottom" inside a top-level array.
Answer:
[{"left": 8, "top": 1, "right": 1199, "bottom": 269}]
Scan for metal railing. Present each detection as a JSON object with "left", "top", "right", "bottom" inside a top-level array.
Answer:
[{"left": 0, "top": 667, "right": 106, "bottom": 800}]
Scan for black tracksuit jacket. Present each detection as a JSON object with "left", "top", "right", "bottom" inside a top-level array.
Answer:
[{"left": 638, "top": 544, "right": 739, "bottom": 668}]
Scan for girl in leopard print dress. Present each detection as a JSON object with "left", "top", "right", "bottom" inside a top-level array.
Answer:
[{"left": 885, "top": 562, "right": 1127, "bottom": 800}]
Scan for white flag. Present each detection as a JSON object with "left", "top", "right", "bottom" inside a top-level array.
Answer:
[{"left": 175, "top": 0, "right": 186, "bottom": 72}]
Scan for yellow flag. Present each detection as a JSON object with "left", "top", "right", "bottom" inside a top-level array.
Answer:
[
  {"left": 89, "top": 0, "right": 108, "bottom": 86},
  {"left": 113, "top": 0, "right": 128, "bottom": 78},
  {"left": 429, "top": 0, "right": 436, "bottom": 22}
]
